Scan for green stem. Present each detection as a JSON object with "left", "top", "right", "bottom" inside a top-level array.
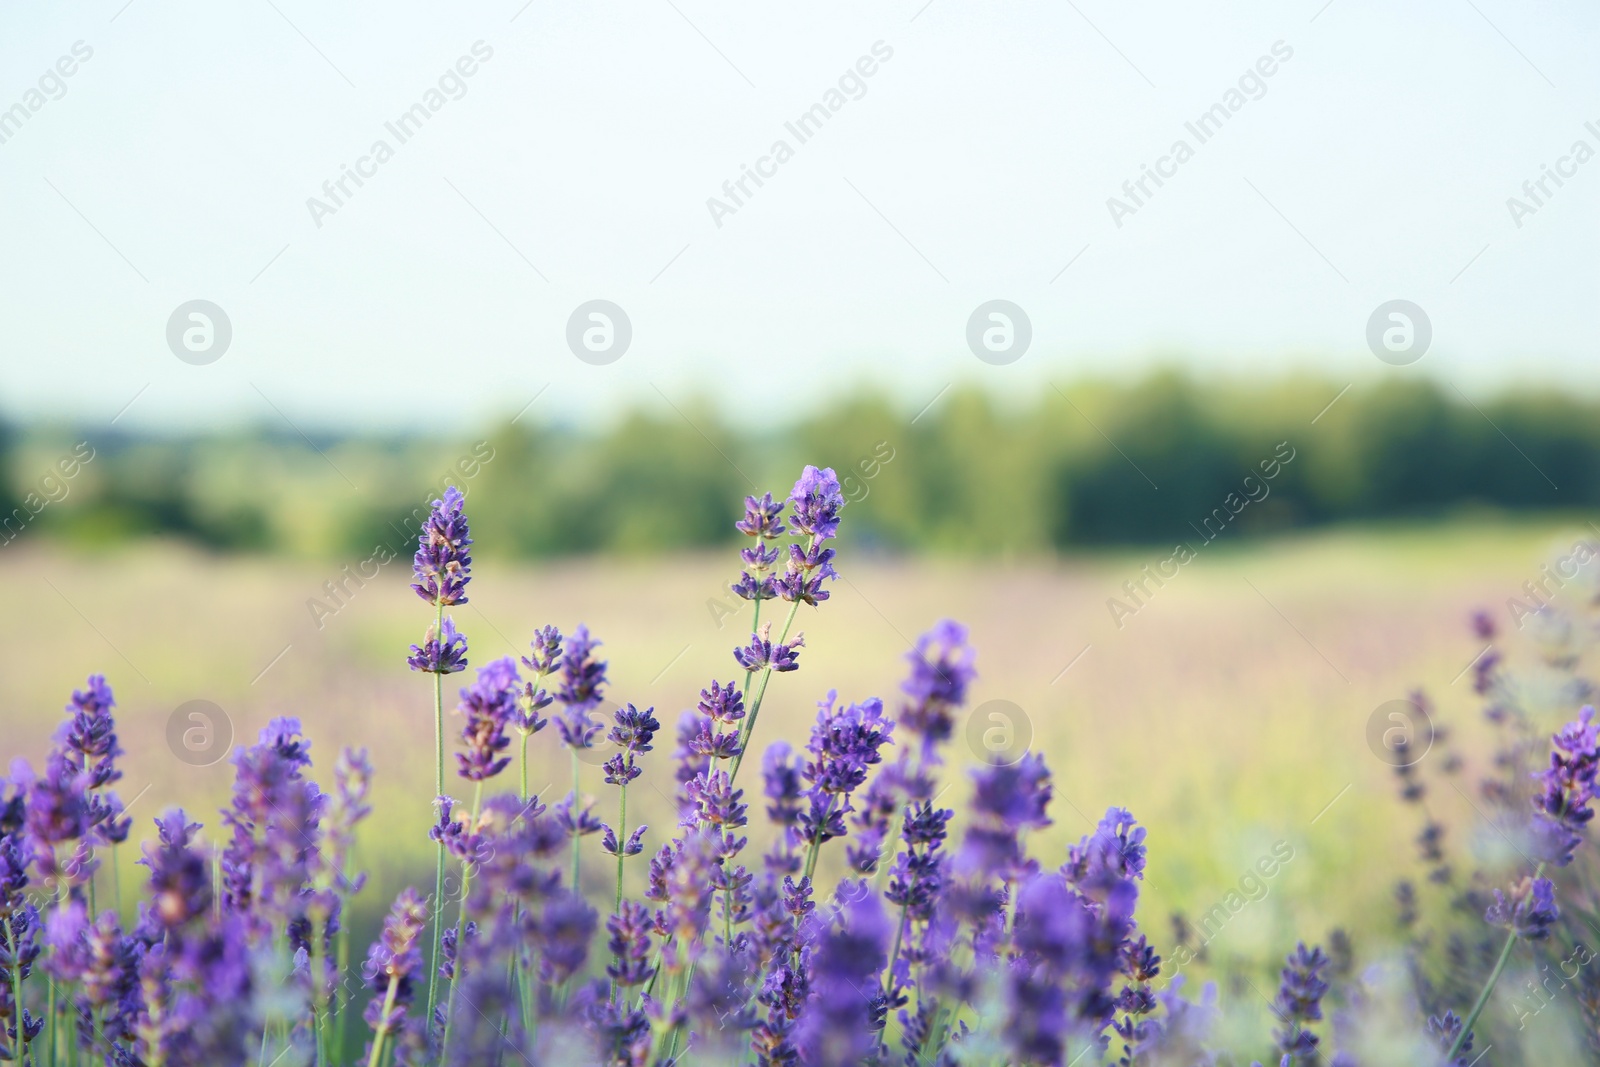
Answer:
[
  {"left": 425, "top": 600, "right": 447, "bottom": 1036},
  {"left": 802, "top": 797, "right": 834, "bottom": 883},
  {"left": 570, "top": 750, "right": 582, "bottom": 894},
  {"left": 6, "top": 915, "right": 29, "bottom": 1066},
  {"left": 365, "top": 976, "right": 400, "bottom": 1067},
  {"left": 110, "top": 841, "right": 122, "bottom": 920},
  {"left": 309, "top": 910, "right": 330, "bottom": 1067},
  {"left": 334, "top": 919, "right": 351, "bottom": 1066},
  {"left": 884, "top": 903, "right": 909, "bottom": 998},
  {"left": 1447, "top": 905, "right": 1526, "bottom": 1061},
  {"left": 520, "top": 733, "right": 530, "bottom": 803},
  {"left": 440, "top": 782, "right": 484, "bottom": 1061},
  {"left": 1443, "top": 861, "right": 1547, "bottom": 1061},
  {"left": 729, "top": 598, "right": 804, "bottom": 783},
  {"left": 614, "top": 784, "right": 627, "bottom": 915}
]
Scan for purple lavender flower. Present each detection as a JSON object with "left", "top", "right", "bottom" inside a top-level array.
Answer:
[
  {"left": 606, "top": 901, "right": 654, "bottom": 988},
  {"left": 602, "top": 704, "right": 660, "bottom": 787},
  {"left": 536, "top": 890, "right": 597, "bottom": 984},
  {"left": 738, "top": 492, "right": 787, "bottom": 540},
  {"left": 898, "top": 620, "right": 977, "bottom": 755},
  {"left": 454, "top": 657, "right": 520, "bottom": 781},
  {"left": 555, "top": 793, "right": 604, "bottom": 842},
  {"left": 1485, "top": 876, "right": 1559, "bottom": 940},
  {"left": 139, "top": 810, "right": 212, "bottom": 931},
  {"left": 411, "top": 485, "right": 472, "bottom": 606},
  {"left": 363, "top": 888, "right": 431, "bottom": 1060},
  {"left": 804, "top": 693, "right": 894, "bottom": 799},
  {"left": 555, "top": 625, "right": 608, "bottom": 752},
  {"left": 1064, "top": 806, "right": 1147, "bottom": 899},
  {"left": 517, "top": 624, "right": 562, "bottom": 733},
  {"left": 1428, "top": 1010, "right": 1472, "bottom": 1065},
  {"left": 1273, "top": 942, "right": 1330, "bottom": 1061},
  {"left": 734, "top": 493, "right": 787, "bottom": 603},
  {"left": 733, "top": 544, "right": 781, "bottom": 602},
  {"left": 793, "top": 894, "right": 889, "bottom": 1067},
  {"left": 734, "top": 625, "right": 804, "bottom": 674},
  {"left": 408, "top": 616, "right": 468, "bottom": 675},
  {"left": 56, "top": 674, "right": 122, "bottom": 790},
  {"left": 1528, "top": 705, "right": 1600, "bottom": 866},
  {"left": 25, "top": 751, "right": 90, "bottom": 851},
  {"left": 788, "top": 465, "right": 846, "bottom": 543}
]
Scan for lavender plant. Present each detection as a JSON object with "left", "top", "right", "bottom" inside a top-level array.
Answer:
[{"left": 11, "top": 466, "right": 1581, "bottom": 1067}]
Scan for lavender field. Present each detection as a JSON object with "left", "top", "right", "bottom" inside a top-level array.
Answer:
[{"left": 3, "top": 500, "right": 1598, "bottom": 1064}]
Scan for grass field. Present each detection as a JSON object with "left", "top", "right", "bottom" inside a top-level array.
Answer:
[{"left": 2, "top": 515, "right": 1595, "bottom": 1026}]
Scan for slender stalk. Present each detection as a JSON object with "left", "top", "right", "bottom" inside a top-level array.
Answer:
[
  {"left": 1443, "top": 861, "right": 1547, "bottom": 1061},
  {"left": 439, "top": 782, "right": 484, "bottom": 1062},
  {"left": 729, "top": 598, "right": 804, "bottom": 784},
  {"left": 520, "top": 734, "right": 530, "bottom": 803},
  {"left": 1446, "top": 909, "right": 1525, "bottom": 1061},
  {"left": 883, "top": 903, "right": 909, "bottom": 998},
  {"left": 334, "top": 919, "right": 351, "bottom": 1066},
  {"left": 308, "top": 910, "right": 330, "bottom": 1067},
  {"left": 110, "top": 841, "right": 122, "bottom": 920},
  {"left": 7, "top": 915, "right": 30, "bottom": 1067},
  {"left": 802, "top": 797, "right": 834, "bottom": 883},
  {"left": 614, "top": 782, "right": 627, "bottom": 916},
  {"left": 48, "top": 870, "right": 65, "bottom": 1067},
  {"left": 570, "top": 750, "right": 582, "bottom": 894},
  {"left": 365, "top": 976, "right": 400, "bottom": 1067},
  {"left": 425, "top": 602, "right": 446, "bottom": 1037}
]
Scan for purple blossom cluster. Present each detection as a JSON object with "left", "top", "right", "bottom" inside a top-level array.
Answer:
[{"left": 14, "top": 467, "right": 1579, "bottom": 1067}]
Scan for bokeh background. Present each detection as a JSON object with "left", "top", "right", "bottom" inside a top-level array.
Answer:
[{"left": 4, "top": 0, "right": 1599, "bottom": 1056}]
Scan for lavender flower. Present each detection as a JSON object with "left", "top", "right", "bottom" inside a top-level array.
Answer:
[
  {"left": 536, "top": 891, "right": 597, "bottom": 985},
  {"left": 1063, "top": 806, "right": 1147, "bottom": 899},
  {"left": 606, "top": 901, "right": 654, "bottom": 988},
  {"left": 555, "top": 625, "right": 608, "bottom": 752},
  {"left": 408, "top": 616, "right": 468, "bottom": 675},
  {"left": 734, "top": 493, "right": 787, "bottom": 603},
  {"left": 1272, "top": 942, "right": 1330, "bottom": 1061},
  {"left": 363, "top": 888, "right": 431, "bottom": 1062},
  {"left": 899, "top": 619, "right": 977, "bottom": 756},
  {"left": 411, "top": 485, "right": 472, "bottom": 606},
  {"left": 734, "top": 624, "right": 804, "bottom": 674},
  {"left": 139, "top": 810, "right": 211, "bottom": 932},
  {"left": 454, "top": 657, "right": 520, "bottom": 781},
  {"left": 56, "top": 674, "right": 122, "bottom": 790},
  {"left": 788, "top": 465, "right": 846, "bottom": 543},
  {"left": 517, "top": 624, "right": 562, "bottom": 734},
  {"left": 793, "top": 894, "right": 889, "bottom": 1067},
  {"left": 602, "top": 704, "right": 660, "bottom": 787},
  {"left": 1485, "top": 876, "right": 1559, "bottom": 940},
  {"left": 1528, "top": 705, "right": 1600, "bottom": 866}
]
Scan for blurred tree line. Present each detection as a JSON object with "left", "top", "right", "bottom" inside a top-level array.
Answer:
[{"left": 1, "top": 372, "right": 1591, "bottom": 558}]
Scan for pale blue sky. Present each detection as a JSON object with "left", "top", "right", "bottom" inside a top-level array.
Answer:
[{"left": 0, "top": 0, "right": 1595, "bottom": 432}]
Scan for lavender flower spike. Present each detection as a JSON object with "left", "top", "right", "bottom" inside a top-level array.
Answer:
[
  {"left": 411, "top": 485, "right": 472, "bottom": 606},
  {"left": 1272, "top": 942, "right": 1329, "bottom": 1062},
  {"left": 408, "top": 616, "right": 468, "bottom": 675}
]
